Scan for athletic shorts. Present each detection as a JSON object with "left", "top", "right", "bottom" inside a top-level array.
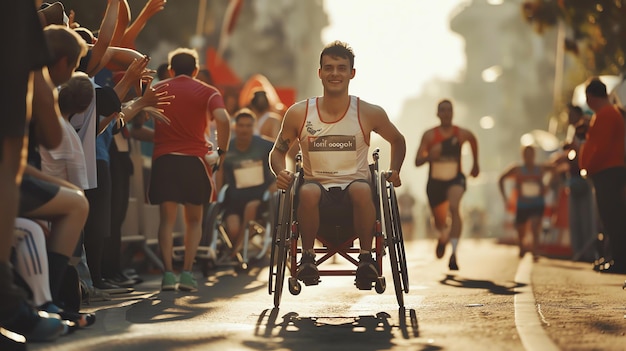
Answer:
[
  {"left": 223, "top": 187, "right": 267, "bottom": 218},
  {"left": 426, "top": 173, "right": 466, "bottom": 208},
  {"left": 300, "top": 179, "right": 372, "bottom": 227},
  {"left": 148, "top": 154, "right": 212, "bottom": 205},
  {"left": 515, "top": 205, "right": 545, "bottom": 225},
  {"left": 19, "top": 174, "right": 60, "bottom": 215}
]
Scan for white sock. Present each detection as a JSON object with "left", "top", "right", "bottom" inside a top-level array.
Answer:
[
  {"left": 451, "top": 238, "right": 459, "bottom": 254},
  {"left": 13, "top": 218, "right": 53, "bottom": 307}
]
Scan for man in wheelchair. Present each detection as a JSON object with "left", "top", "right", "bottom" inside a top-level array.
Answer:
[
  {"left": 216, "top": 108, "right": 276, "bottom": 260},
  {"left": 270, "top": 40, "right": 406, "bottom": 288}
]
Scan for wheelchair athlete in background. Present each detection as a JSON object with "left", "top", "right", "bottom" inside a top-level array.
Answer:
[
  {"left": 215, "top": 108, "right": 276, "bottom": 262},
  {"left": 270, "top": 41, "right": 406, "bottom": 289}
]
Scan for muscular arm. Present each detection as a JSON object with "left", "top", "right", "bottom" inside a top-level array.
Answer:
[{"left": 269, "top": 104, "right": 303, "bottom": 177}]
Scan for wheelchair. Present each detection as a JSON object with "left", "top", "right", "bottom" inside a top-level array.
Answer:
[
  {"left": 268, "top": 148, "right": 409, "bottom": 308},
  {"left": 194, "top": 184, "right": 277, "bottom": 276}
]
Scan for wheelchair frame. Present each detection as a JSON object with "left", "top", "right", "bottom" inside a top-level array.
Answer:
[
  {"left": 194, "top": 184, "right": 276, "bottom": 276},
  {"left": 268, "top": 148, "right": 409, "bottom": 308}
]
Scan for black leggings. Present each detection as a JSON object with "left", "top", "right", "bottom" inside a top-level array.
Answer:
[{"left": 83, "top": 159, "right": 111, "bottom": 282}]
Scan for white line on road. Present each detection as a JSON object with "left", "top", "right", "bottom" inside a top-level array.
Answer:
[{"left": 514, "top": 255, "right": 560, "bottom": 351}]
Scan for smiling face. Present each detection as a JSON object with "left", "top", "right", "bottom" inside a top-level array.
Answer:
[{"left": 318, "top": 54, "right": 355, "bottom": 96}]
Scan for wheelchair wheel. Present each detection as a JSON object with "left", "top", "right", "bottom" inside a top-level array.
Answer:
[
  {"left": 269, "top": 190, "right": 291, "bottom": 308},
  {"left": 199, "top": 202, "right": 221, "bottom": 277},
  {"left": 389, "top": 183, "right": 410, "bottom": 294},
  {"left": 380, "top": 175, "right": 405, "bottom": 307}
]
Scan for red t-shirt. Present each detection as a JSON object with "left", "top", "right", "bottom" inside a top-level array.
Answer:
[
  {"left": 579, "top": 104, "right": 625, "bottom": 175},
  {"left": 152, "top": 75, "right": 225, "bottom": 160}
]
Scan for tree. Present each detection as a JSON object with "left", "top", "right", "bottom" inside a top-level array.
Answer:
[{"left": 522, "top": 0, "right": 626, "bottom": 75}]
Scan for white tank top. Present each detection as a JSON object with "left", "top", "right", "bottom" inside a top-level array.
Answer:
[{"left": 299, "top": 96, "right": 370, "bottom": 190}]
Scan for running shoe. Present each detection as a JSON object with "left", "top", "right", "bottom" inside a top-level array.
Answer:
[
  {"left": 436, "top": 239, "right": 446, "bottom": 259},
  {"left": 448, "top": 253, "right": 459, "bottom": 271},
  {"left": 161, "top": 271, "right": 178, "bottom": 291},
  {"left": 355, "top": 254, "right": 379, "bottom": 290},
  {"left": 297, "top": 252, "right": 319, "bottom": 286},
  {"left": 178, "top": 271, "right": 198, "bottom": 292}
]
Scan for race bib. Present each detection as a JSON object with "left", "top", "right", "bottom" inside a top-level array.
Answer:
[
  {"left": 233, "top": 160, "right": 264, "bottom": 189},
  {"left": 308, "top": 135, "right": 357, "bottom": 177},
  {"left": 431, "top": 161, "right": 458, "bottom": 181},
  {"left": 520, "top": 182, "right": 541, "bottom": 197}
]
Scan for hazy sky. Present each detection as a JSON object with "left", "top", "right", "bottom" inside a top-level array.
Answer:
[{"left": 322, "top": 0, "right": 469, "bottom": 120}]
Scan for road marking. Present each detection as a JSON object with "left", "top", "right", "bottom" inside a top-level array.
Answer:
[{"left": 514, "top": 255, "right": 560, "bottom": 351}]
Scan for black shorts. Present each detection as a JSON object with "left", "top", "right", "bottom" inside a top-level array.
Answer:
[
  {"left": 426, "top": 173, "right": 466, "bottom": 208},
  {"left": 223, "top": 187, "right": 267, "bottom": 218},
  {"left": 515, "top": 205, "right": 544, "bottom": 225},
  {"left": 300, "top": 180, "right": 371, "bottom": 227},
  {"left": 148, "top": 154, "right": 212, "bottom": 205},
  {"left": 19, "top": 174, "right": 60, "bottom": 215}
]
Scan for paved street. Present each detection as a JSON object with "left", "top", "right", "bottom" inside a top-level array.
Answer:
[{"left": 28, "top": 238, "right": 626, "bottom": 351}]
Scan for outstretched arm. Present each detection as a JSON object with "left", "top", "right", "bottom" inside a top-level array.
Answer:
[
  {"left": 84, "top": 0, "right": 120, "bottom": 77},
  {"left": 120, "top": 0, "right": 167, "bottom": 49}
]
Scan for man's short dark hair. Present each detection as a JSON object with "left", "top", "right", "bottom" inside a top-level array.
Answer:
[
  {"left": 234, "top": 108, "right": 256, "bottom": 124},
  {"left": 320, "top": 40, "right": 355, "bottom": 69},
  {"left": 585, "top": 78, "right": 608, "bottom": 98},
  {"left": 168, "top": 48, "right": 198, "bottom": 76}
]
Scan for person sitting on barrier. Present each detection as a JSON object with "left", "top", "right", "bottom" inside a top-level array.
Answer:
[
  {"left": 216, "top": 108, "right": 276, "bottom": 260},
  {"left": 270, "top": 40, "right": 406, "bottom": 288}
]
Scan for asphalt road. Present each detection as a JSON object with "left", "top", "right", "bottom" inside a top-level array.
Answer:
[{"left": 28, "top": 238, "right": 626, "bottom": 351}]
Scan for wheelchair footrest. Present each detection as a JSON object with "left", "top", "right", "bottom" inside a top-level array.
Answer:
[{"left": 300, "top": 276, "right": 320, "bottom": 286}]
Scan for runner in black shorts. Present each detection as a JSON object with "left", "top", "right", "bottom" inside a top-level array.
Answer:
[{"left": 415, "top": 99, "right": 479, "bottom": 271}]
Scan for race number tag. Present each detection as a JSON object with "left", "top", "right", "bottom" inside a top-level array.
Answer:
[
  {"left": 233, "top": 160, "right": 264, "bottom": 189},
  {"left": 520, "top": 182, "right": 541, "bottom": 197},
  {"left": 308, "top": 135, "right": 357, "bottom": 177},
  {"left": 431, "top": 161, "right": 458, "bottom": 181}
]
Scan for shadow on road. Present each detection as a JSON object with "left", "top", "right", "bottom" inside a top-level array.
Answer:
[
  {"left": 439, "top": 274, "right": 526, "bottom": 295},
  {"left": 250, "top": 307, "right": 419, "bottom": 350}
]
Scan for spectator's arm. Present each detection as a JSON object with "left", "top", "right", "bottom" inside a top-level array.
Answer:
[
  {"left": 31, "top": 68, "right": 62, "bottom": 150},
  {"left": 84, "top": 0, "right": 121, "bottom": 77},
  {"left": 120, "top": 0, "right": 166, "bottom": 49}
]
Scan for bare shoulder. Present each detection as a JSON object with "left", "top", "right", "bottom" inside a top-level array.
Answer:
[
  {"left": 281, "top": 100, "right": 308, "bottom": 130},
  {"left": 358, "top": 99, "right": 388, "bottom": 119}
]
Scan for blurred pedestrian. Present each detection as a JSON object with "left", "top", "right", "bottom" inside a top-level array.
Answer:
[
  {"left": 579, "top": 78, "right": 626, "bottom": 274},
  {"left": 558, "top": 104, "right": 597, "bottom": 262}
]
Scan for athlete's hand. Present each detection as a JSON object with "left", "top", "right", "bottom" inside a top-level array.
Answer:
[
  {"left": 385, "top": 170, "right": 401, "bottom": 187},
  {"left": 470, "top": 163, "right": 479, "bottom": 177},
  {"left": 276, "top": 169, "right": 295, "bottom": 190}
]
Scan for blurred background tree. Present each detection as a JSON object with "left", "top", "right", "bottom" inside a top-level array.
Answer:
[{"left": 521, "top": 0, "right": 626, "bottom": 76}]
